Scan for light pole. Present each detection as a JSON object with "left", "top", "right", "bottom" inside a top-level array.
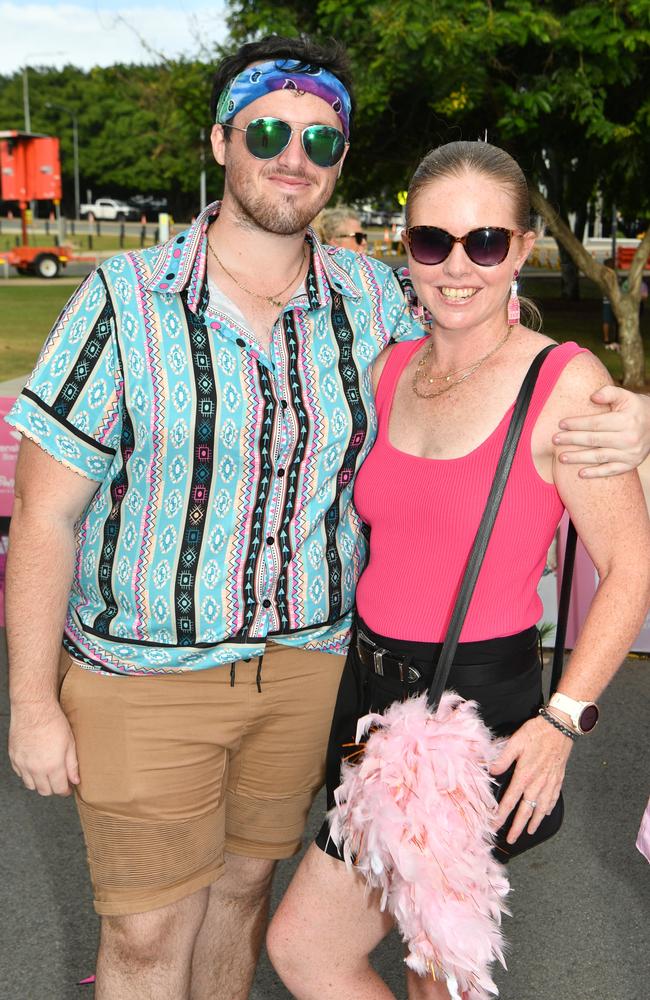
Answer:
[
  {"left": 46, "top": 101, "right": 80, "bottom": 220},
  {"left": 22, "top": 52, "right": 65, "bottom": 132}
]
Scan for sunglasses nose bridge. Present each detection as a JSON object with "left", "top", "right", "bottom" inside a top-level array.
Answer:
[{"left": 444, "top": 236, "right": 473, "bottom": 272}]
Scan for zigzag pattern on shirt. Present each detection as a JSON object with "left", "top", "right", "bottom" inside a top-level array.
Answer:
[
  {"left": 288, "top": 306, "right": 323, "bottom": 631},
  {"left": 275, "top": 310, "right": 310, "bottom": 634},
  {"left": 357, "top": 252, "right": 386, "bottom": 349},
  {"left": 225, "top": 350, "right": 258, "bottom": 637},
  {"left": 130, "top": 253, "right": 165, "bottom": 639},
  {"left": 238, "top": 365, "right": 275, "bottom": 638}
]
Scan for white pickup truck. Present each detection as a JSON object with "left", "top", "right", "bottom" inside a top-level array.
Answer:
[{"left": 79, "top": 197, "right": 138, "bottom": 221}]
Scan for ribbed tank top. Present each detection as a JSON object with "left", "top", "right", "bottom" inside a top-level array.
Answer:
[{"left": 354, "top": 340, "right": 587, "bottom": 642}]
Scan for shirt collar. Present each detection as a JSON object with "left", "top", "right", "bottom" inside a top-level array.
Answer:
[{"left": 145, "top": 200, "right": 362, "bottom": 313}]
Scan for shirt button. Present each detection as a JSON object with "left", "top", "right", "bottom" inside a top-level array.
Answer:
[
  {"left": 262, "top": 599, "right": 271, "bottom": 609},
  {"left": 166, "top": 272, "right": 175, "bottom": 280},
  {"left": 280, "top": 399, "right": 288, "bottom": 409},
  {"left": 236, "top": 338, "right": 245, "bottom": 347},
  {"left": 266, "top": 536, "right": 274, "bottom": 545}
]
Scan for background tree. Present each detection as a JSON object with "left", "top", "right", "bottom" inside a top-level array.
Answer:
[{"left": 225, "top": 0, "right": 650, "bottom": 387}]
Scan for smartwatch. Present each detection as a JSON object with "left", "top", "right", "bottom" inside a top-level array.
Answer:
[{"left": 548, "top": 692, "right": 599, "bottom": 735}]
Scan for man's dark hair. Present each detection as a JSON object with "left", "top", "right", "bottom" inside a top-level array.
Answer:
[{"left": 210, "top": 34, "right": 355, "bottom": 134}]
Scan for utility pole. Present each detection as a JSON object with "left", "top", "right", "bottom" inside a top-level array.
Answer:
[
  {"left": 200, "top": 128, "right": 207, "bottom": 211},
  {"left": 23, "top": 52, "right": 65, "bottom": 133},
  {"left": 46, "top": 102, "right": 80, "bottom": 219}
]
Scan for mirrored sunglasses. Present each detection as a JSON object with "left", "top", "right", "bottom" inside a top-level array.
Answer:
[
  {"left": 405, "top": 225, "right": 522, "bottom": 267},
  {"left": 335, "top": 231, "right": 368, "bottom": 245},
  {"left": 223, "top": 116, "right": 347, "bottom": 168}
]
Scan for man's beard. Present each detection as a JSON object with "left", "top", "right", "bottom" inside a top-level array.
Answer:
[{"left": 227, "top": 165, "right": 332, "bottom": 235}]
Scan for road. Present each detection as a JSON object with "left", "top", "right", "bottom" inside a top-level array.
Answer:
[{"left": 1, "top": 635, "right": 648, "bottom": 1000}]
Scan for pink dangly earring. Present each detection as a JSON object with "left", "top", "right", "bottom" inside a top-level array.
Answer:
[
  {"left": 508, "top": 269, "right": 520, "bottom": 326},
  {"left": 413, "top": 300, "right": 433, "bottom": 326}
]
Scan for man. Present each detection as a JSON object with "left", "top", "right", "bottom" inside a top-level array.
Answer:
[{"left": 6, "top": 33, "right": 650, "bottom": 1000}]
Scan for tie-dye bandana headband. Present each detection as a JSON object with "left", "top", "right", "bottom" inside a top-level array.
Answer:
[{"left": 215, "top": 59, "right": 351, "bottom": 138}]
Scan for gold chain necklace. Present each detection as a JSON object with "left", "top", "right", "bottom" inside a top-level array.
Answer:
[
  {"left": 206, "top": 236, "right": 306, "bottom": 309},
  {"left": 412, "top": 326, "right": 512, "bottom": 399}
]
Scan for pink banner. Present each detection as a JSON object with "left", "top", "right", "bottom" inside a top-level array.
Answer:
[
  {"left": 0, "top": 395, "right": 19, "bottom": 625},
  {"left": 558, "top": 515, "right": 650, "bottom": 654},
  {"left": 0, "top": 395, "right": 19, "bottom": 517}
]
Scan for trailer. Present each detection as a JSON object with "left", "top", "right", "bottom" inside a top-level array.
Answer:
[{"left": 0, "top": 130, "right": 73, "bottom": 278}]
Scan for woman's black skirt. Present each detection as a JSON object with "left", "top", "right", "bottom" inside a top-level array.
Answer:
[{"left": 315, "top": 617, "right": 564, "bottom": 862}]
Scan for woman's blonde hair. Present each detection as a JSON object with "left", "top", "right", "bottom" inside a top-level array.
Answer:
[
  {"left": 406, "top": 141, "right": 542, "bottom": 330},
  {"left": 315, "top": 204, "right": 360, "bottom": 244}
]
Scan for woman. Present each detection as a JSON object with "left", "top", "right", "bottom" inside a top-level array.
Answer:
[
  {"left": 317, "top": 203, "right": 369, "bottom": 251},
  {"left": 266, "top": 142, "right": 650, "bottom": 999}
]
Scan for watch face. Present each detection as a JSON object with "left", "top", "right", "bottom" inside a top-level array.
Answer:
[{"left": 579, "top": 704, "right": 599, "bottom": 733}]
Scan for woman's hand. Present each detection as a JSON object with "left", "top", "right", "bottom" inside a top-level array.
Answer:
[
  {"left": 490, "top": 715, "right": 574, "bottom": 843},
  {"left": 553, "top": 385, "right": 650, "bottom": 477}
]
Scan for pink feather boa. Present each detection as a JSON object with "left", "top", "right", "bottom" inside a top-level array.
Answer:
[{"left": 328, "top": 691, "right": 511, "bottom": 1000}]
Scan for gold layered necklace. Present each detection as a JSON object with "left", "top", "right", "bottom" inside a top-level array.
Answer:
[
  {"left": 206, "top": 236, "right": 306, "bottom": 309},
  {"left": 412, "top": 326, "right": 512, "bottom": 399}
]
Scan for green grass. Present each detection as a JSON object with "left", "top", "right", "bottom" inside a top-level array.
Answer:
[
  {"left": 0, "top": 233, "right": 159, "bottom": 254},
  {"left": 0, "top": 275, "right": 648, "bottom": 384},
  {"left": 0, "top": 282, "right": 78, "bottom": 380}
]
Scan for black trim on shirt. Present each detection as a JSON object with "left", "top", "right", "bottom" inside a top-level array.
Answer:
[
  {"left": 323, "top": 291, "right": 368, "bottom": 623},
  {"left": 175, "top": 288, "right": 218, "bottom": 646},
  {"left": 21, "top": 388, "right": 116, "bottom": 456}
]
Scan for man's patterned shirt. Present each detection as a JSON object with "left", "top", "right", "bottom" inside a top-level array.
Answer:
[{"left": 7, "top": 202, "right": 422, "bottom": 673}]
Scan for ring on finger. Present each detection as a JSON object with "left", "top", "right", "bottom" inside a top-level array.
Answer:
[{"left": 523, "top": 797, "right": 537, "bottom": 809}]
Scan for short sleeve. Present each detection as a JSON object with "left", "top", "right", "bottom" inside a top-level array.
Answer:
[
  {"left": 5, "top": 269, "right": 123, "bottom": 481},
  {"left": 382, "top": 265, "right": 424, "bottom": 345}
]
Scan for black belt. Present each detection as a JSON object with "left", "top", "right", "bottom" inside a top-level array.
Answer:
[
  {"left": 355, "top": 628, "right": 539, "bottom": 687},
  {"left": 356, "top": 630, "right": 423, "bottom": 684}
]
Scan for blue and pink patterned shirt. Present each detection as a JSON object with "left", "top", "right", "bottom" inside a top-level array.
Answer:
[{"left": 7, "top": 202, "right": 422, "bottom": 674}]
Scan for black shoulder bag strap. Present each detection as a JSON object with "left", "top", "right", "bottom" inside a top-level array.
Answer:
[
  {"left": 427, "top": 344, "right": 574, "bottom": 710},
  {"left": 550, "top": 519, "right": 577, "bottom": 692}
]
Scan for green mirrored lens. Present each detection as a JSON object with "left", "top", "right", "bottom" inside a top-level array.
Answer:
[
  {"left": 246, "top": 118, "right": 292, "bottom": 159},
  {"left": 302, "top": 126, "right": 345, "bottom": 167}
]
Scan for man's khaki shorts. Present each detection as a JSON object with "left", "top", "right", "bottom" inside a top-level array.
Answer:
[{"left": 59, "top": 641, "right": 345, "bottom": 916}]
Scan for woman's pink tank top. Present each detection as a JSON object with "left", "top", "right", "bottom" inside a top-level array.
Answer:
[{"left": 354, "top": 339, "right": 587, "bottom": 642}]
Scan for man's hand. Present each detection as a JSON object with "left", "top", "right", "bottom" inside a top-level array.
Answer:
[
  {"left": 9, "top": 702, "right": 80, "bottom": 796},
  {"left": 553, "top": 385, "right": 650, "bottom": 478}
]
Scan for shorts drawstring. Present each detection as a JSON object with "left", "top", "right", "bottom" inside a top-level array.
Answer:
[{"left": 229, "top": 655, "right": 263, "bottom": 691}]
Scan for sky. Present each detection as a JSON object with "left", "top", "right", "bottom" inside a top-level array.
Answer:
[{"left": 1, "top": 0, "right": 229, "bottom": 75}]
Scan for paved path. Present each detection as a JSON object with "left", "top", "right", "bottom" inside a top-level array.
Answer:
[{"left": 1, "top": 635, "right": 648, "bottom": 1000}]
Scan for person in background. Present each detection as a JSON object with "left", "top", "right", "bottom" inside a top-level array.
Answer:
[{"left": 316, "top": 203, "right": 369, "bottom": 252}]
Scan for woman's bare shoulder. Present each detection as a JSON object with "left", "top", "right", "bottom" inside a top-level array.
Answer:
[{"left": 371, "top": 342, "right": 397, "bottom": 394}]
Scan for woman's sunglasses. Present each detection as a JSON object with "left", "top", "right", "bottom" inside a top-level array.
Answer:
[
  {"left": 335, "top": 231, "right": 368, "bottom": 245},
  {"left": 222, "top": 117, "right": 347, "bottom": 168},
  {"left": 405, "top": 225, "right": 523, "bottom": 267}
]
